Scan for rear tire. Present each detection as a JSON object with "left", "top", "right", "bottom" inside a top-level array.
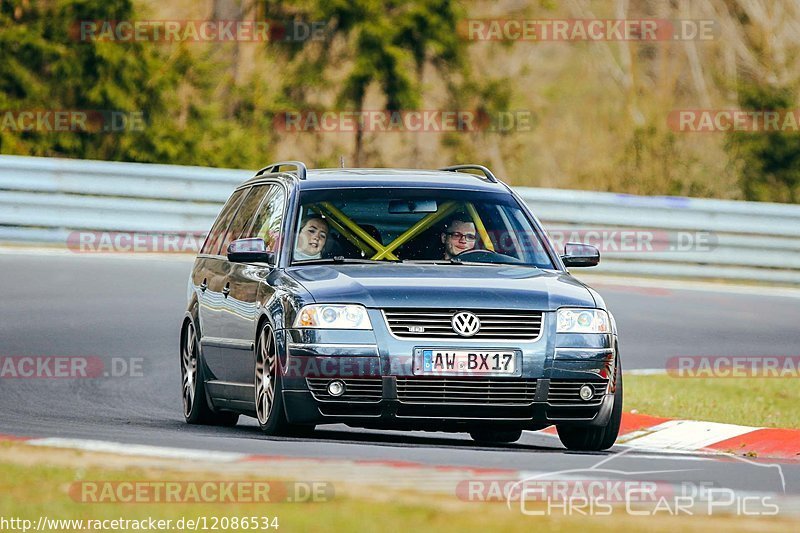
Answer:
[
  {"left": 181, "top": 320, "right": 239, "bottom": 427},
  {"left": 469, "top": 429, "right": 522, "bottom": 444},
  {"left": 556, "top": 357, "right": 622, "bottom": 452}
]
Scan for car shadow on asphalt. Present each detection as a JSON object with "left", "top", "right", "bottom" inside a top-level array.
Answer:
[
  {"left": 159, "top": 417, "right": 654, "bottom": 458},
  {"left": 219, "top": 422, "right": 568, "bottom": 453}
]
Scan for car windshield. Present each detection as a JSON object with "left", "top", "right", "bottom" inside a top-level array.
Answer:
[{"left": 290, "top": 188, "right": 555, "bottom": 268}]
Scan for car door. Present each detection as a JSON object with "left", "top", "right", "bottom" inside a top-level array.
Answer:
[
  {"left": 215, "top": 184, "right": 278, "bottom": 383},
  {"left": 195, "top": 187, "right": 247, "bottom": 380}
]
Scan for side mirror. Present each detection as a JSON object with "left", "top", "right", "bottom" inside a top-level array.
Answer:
[
  {"left": 227, "top": 238, "right": 274, "bottom": 264},
  {"left": 561, "top": 242, "right": 600, "bottom": 267}
]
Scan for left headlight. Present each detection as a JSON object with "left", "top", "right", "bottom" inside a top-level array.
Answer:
[
  {"left": 293, "top": 304, "right": 373, "bottom": 329},
  {"left": 557, "top": 308, "right": 610, "bottom": 333}
]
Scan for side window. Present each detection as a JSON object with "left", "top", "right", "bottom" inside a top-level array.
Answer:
[
  {"left": 218, "top": 185, "right": 270, "bottom": 256},
  {"left": 244, "top": 185, "right": 286, "bottom": 254},
  {"left": 201, "top": 188, "right": 247, "bottom": 255}
]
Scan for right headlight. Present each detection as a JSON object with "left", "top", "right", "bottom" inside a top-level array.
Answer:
[
  {"left": 557, "top": 308, "right": 610, "bottom": 334},
  {"left": 293, "top": 304, "right": 373, "bottom": 330}
]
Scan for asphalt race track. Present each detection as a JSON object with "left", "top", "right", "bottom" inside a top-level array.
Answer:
[{"left": 1, "top": 252, "right": 799, "bottom": 498}]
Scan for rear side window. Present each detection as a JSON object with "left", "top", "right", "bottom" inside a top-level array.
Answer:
[
  {"left": 244, "top": 185, "right": 286, "bottom": 253},
  {"left": 200, "top": 188, "right": 247, "bottom": 255},
  {"left": 217, "top": 185, "right": 271, "bottom": 255}
]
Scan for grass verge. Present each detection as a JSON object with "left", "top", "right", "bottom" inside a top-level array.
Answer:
[
  {"left": 625, "top": 375, "right": 800, "bottom": 429},
  {"left": 0, "top": 443, "right": 796, "bottom": 532}
]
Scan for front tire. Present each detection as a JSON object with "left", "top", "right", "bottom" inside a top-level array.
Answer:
[
  {"left": 181, "top": 320, "right": 239, "bottom": 426},
  {"left": 255, "top": 322, "right": 291, "bottom": 435},
  {"left": 556, "top": 357, "right": 623, "bottom": 452}
]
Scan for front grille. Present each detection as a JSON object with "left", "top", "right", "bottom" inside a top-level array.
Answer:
[
  {"left": 306, "top": 378, "right": 383, "bottom": 402},
  {"left": 396, "top": 378, "right": 537, "bottom": 405},
  {"left": 547, "top": 379, "right": 607, "bottom": 406},
  {"left": 383, "top": 309, "right": 544, "bottom": 340}
]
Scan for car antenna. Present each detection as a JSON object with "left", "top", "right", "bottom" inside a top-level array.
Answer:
[{"left": 339, "top": 155, "right": 345, "bottom": 168}]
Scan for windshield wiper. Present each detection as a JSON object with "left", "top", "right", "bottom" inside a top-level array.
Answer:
[
  {"left": 402, "top": 258, "right": 535, "bottom": 267},
  {"left": 401, "top": 259, "right": 465, "bottom": 265},
  {"left": 293, "top": 256, "right": 399, "bottom": 265}
]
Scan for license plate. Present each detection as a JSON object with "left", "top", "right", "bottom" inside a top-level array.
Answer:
[{"left": 421, "top": 350, "right": 516, "bottom": 375}]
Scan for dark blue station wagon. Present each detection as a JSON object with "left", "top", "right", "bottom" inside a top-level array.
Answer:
[{"left": 180, "top": 162, "right": 622, "bottom": 451}]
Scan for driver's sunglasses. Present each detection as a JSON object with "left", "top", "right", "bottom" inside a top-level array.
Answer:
[{"left": 447, "top": 231, "right": 477, "bottom": 242}]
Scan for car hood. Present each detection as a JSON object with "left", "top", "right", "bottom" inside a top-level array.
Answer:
[{"left": 285, "top": 264, "right": 596, "bottom": 310}]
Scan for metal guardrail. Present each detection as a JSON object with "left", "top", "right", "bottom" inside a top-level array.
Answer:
[
  {"left": 1, "top": 154, "right": 799, "bottom": 284},
  {"left": 516, "top": 189, "right": 800, "bottom": 284}
]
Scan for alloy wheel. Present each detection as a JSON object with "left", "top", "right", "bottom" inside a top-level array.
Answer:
[
  {"left": 181, "top": 322, "right": 197, "bottom": 418},
  {"left": 255, "top": 325, "right": 277, "bottom": 425}
]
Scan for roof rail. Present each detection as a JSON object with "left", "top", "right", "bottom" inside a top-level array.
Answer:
[
  {"left": 439, "top": 164, "right": 498, "bottom": 183},
  {"left": 256, "top": 161, "right": 308, "bottom": 180}
]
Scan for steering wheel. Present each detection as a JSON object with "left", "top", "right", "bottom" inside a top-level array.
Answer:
[{"left": 453, "top": 249, "right": 521, "bottom": 264}]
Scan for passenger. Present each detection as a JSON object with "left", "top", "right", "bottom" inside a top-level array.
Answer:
[
  {"left": 441, "top": 217, "right": 477, "bottom": 260},
  {"left": 294, "top": 215, "right": 329, "bottom": 260}
]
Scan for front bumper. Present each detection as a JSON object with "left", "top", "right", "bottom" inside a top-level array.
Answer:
[
  {"left": 282, "top": 376, "right": 615, "bottom": 431},
  {"left": 277, "top": 310, "right": 617, "bottom": 431}
]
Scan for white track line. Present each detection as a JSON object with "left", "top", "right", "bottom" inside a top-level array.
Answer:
[
  {"left": 27, "top": 438, "right": 246, "bottom": 462},
  {"left": 623, "top": 368, "right": 668, "bottom": 375}
]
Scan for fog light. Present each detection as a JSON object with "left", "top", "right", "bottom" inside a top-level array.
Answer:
[
  {"left": 327, "top": 380, "right": 345, "bottom": 397},
  {"left": 579, "top": 384, "right": 594, "bottom": 401}
]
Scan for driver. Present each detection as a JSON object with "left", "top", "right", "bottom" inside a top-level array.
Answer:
[
  {"left": 441, "top": 216, "right": 477, "bottom": 260},
  {"left": 294, "top": 215, "right": 329, "bottom": 261}
]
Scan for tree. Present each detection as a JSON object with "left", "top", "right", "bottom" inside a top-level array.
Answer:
[
  {"left": 0, "top": 0, "right": 276, "bottom": 167},
  {"left": 0, "top": 0, "right": 167, "bottom": 160},
  {"left": 727, "top": 82, "right": 800, "bottom": 203},
  {"left": 261, "top": 0, "right": 464, "bottom": 165}
]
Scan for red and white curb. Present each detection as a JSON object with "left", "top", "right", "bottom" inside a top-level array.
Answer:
[
  {"left": 3, "top": 413, "right": 798, "bottom": 475},
  {"left": 0, "top": 417, "right": 798, "bottom": 507},
  {"left": 0, "top": 425, "right": 735, "bottom": 497},
  {"left": 539, "top": 413, "right": 800, "bottom": 460},
  {"left": 5, "top": 431, "right": 800, "bottom": 517}
]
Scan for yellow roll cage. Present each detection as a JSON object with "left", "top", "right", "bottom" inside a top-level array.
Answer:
[{"left": 308, "top": 200, "right": 495, "bottom": 260}]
